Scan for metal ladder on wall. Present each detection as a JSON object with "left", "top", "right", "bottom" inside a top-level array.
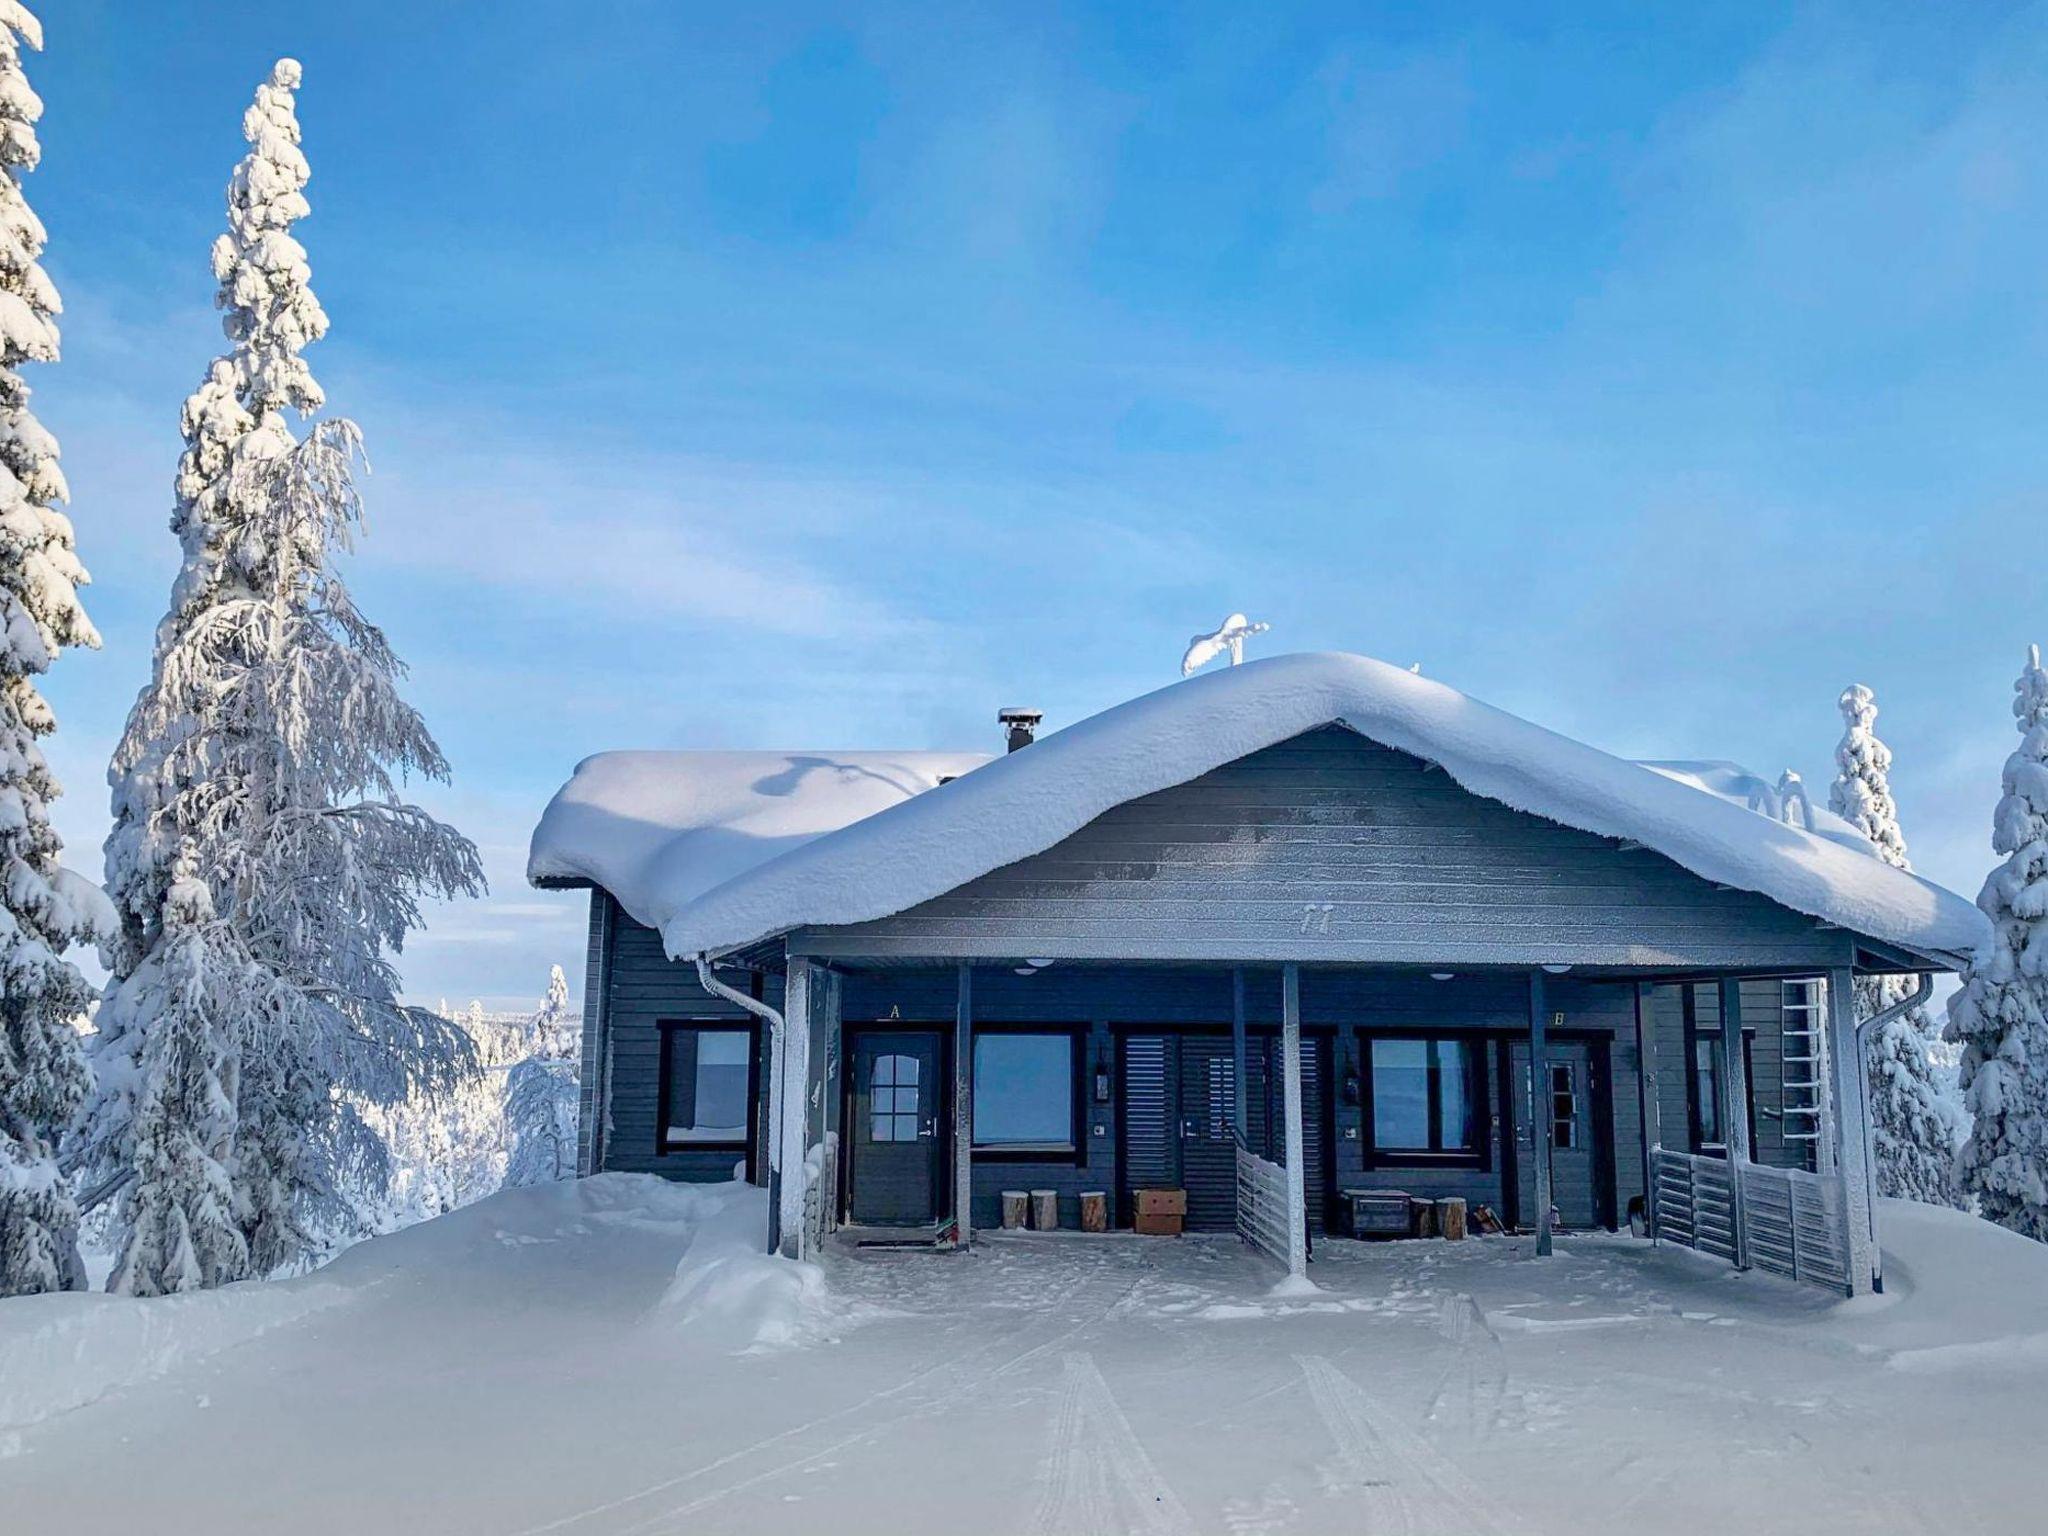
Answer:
[{"left": 1778, "top": 979, "right": 1830, "bottom": 1173}]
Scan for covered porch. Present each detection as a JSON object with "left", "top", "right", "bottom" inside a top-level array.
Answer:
[{"left": 754, "top": 950, "right": 1894, "bottom": 1298}]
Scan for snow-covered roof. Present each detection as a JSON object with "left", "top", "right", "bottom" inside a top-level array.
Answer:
[
  {"left": 531, "top": 653, "right": 1987, "bottom": 967},
  {"left": 527, "top": 750, "right": 992, "bottom": 929}
]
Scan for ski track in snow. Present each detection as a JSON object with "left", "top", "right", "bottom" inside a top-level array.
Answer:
[
  {"left": 1296, "top": 1353, "right": 1531, "bottom": 1536},
  {"left": 519, "top": 1257, "right": 1159, "bottom": 1536},
  {"left": 1029, "top": 1352, "right": 1196, "bottom": 1536}
]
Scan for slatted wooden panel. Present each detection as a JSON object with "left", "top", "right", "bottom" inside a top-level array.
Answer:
[{"left": 1119, "top": 1035, "right": 1175, "bottom": 1224}]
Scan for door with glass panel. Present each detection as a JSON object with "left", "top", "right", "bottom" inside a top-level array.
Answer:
[
  {"left": 1511, "top": 1040, "right": 1598, "bottom": 1229},
  {"left": 848, "top": 1030, "right": 944, "bottom": 1226}
]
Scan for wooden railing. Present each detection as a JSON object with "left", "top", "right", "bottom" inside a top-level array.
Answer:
[{"left": 1651, "top": 1146, "right": 1852, "bottom": 1295}]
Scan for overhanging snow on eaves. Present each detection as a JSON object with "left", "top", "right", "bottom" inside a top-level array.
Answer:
[{"left": 639, "top": 653, "right": 1986, "bottom": 967}]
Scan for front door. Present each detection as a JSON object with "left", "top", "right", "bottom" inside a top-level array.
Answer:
[
  {"left": 1512, "top": 1040, "right": 1599, "bottom": 1230},
  {"left": 1178, "top": 1036, "right": 1238, "bottom": 1231},
  {"left": 848, "top": 1030, "right": 945, "bottom": 1227}
]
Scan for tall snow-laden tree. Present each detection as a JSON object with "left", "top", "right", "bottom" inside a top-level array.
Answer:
[
  {"left": 1948, "top": 646, "right": 2048, "bottom": 1240},
  {"left": 82, "top": 60, "right": 483, "bottom": 1284},
  {"left": 504, "top": 967, "right": 578, "bottom": 1189},
  {"left": 0, "top": 1, "right": 106, "bottom": 1298},
  {"left": 1828, "top": 683, "right": 1962, "bottom": 1205}
]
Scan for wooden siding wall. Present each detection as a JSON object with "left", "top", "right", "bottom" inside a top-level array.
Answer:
[
  {"left": 797, "top": 727, "right": 1851, "bottom": 969},
  {"left": 599, "top": 908, "right": 782, "bottom": 1183}
]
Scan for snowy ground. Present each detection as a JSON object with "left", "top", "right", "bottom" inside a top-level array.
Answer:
[{"left": 5, "top": 1178, "right": 2045, "bottom": 1535}]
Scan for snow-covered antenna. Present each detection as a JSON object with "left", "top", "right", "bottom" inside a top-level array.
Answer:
[{"left": 1180, "top": 612, "right": 1270, "bottom": 677}]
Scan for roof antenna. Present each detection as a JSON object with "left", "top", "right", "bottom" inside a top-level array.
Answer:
[{"left": 1180, "top": 612, "right": 1270, "bottom": 677}]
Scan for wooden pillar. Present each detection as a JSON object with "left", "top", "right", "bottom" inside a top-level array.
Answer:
[
  {"left": 1230, "top": 967, "right": 1249, "bottom": 1146},
  {"left": 1718, "top": 977, "right": 1752, "bottom": 1270},
  {"left": 1634, "top": 981, "right": 1659, "bottom": 1232},
  {"left": 778, "top": 959, "right": 813, "bottom": 1260},
  {"left": 1825, "top": 965, "right": 1878, "bottom": 1295},
  {"left": 954, "top": 962, "right": 974, "bottom": 1249},
  {"left": 1530, "top": 971, "right": 1554, "bottom": 1257},
  {"left": 1281, "top": 964, "right": 1309, "bottom": 1282}
]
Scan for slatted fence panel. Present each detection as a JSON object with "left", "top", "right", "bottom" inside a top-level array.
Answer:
[{"left": 1236, "top": 1144, "right": 1291, "bottom": 1269}]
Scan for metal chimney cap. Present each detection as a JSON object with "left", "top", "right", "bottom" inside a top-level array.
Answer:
[{"left": 997, "top": 707, "right": 1044, "bottom": 725}]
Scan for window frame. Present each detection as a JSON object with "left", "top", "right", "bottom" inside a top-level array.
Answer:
[
  {"left": 1681, "top": 989, "right": 1758, "bottom": 1160},
  {"left": 654, "top": 1018, "right": 761, "bottom": 1173},
  {"left": 1360, "top": 1031, "right": 1490, "bottom": 1170},
  {"left": 969, "top": 1022, "right": 1086, "bottom": 1164}
]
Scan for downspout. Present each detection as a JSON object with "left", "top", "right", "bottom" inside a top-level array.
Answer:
[
  {"left": 1850, "top": 971, "right": 1935, "bottom": 1294},
  {"left": 694, "top": 953, "right": 788, "bottom": 1257}
]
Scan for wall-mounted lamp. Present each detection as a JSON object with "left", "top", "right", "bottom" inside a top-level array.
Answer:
[
  {"left": 1541, "top": 964, "right": 1573, "bottom": 975},
  {"left": 1429, "top": 972, "right": 1455, "bottom": 982}
]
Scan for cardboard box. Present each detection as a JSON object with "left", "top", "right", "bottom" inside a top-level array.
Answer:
[
  {"left": 1134, "top": 1188, "right": 1187, "bottom": 1217},
  {"left": 1134, "top": 1212, "right": 1184, "bottom": 1237}
]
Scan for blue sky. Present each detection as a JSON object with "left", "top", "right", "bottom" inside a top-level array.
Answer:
[{"left": 26, "top": 2, "right": 2048, "bottom": 1008}]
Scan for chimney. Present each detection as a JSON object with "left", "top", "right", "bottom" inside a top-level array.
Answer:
[{"left": 998, "top": 707, "right": 1043, "bottom": 753}]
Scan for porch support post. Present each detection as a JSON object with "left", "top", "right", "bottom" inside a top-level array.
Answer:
[
  {"left": 779, "top": 959, "right": 814, "bottom": 1260},
  {"left": 1634, "top": 981, "right": 1659, "bottom": 1234},
  {"left": 1529, "top": 971, "right": 1554, "bottom": 1257},
  {"left": 1718, "top": 977, "right": 1752, "bottom": 1270},
  {"left": 954, "top": 962, "right": 974, "bottom": 1249},
  {"left": 1825, "top": 965, "right": 1878, "bottom": 1296},
  {"left": 1280, "top": 963, "right": 1309, "bottom": 1282},
  {"left": 1230, "top": 967, "right": 1249, "bottom": 1146}
]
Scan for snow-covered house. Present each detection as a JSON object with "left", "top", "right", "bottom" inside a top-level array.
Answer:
[{"left": 529, "top": 653, "right": 1985, "bottom": 1294}]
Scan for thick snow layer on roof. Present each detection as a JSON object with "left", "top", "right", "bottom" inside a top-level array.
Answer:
[
  {"left": 526, "top": 750, "right": 991, "bottom": 933},
  {"left": 632, "top": 653, "right": 1984, "bottom": 963},
  {"left": 1636, "top": 760, "right": 1876, "bottom": 854}
]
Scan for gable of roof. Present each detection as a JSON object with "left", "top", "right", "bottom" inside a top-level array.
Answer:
[{"left": 618, "top": 653, "right": 1984, "bottom": 965}]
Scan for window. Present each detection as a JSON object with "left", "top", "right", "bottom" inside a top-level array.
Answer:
[
  {"left": 1691, "top": 1036, "right": 1723, "bottom": 1150},
  {"left": 658, "top": 1024, "right": 755, "bottom": 1154},
  {"left": 1368, "top": 1037, "right": 1480, "bottom": 1160},
  {"left": 869, "top": 1053, "right": 922, "bottom": 1142},
  {"left": 1550, "top": 1062, "right": 1578, "bottom": 1149},
  {"left": 972, "top": 1031, "right": 1078, "bottom": 1154}
]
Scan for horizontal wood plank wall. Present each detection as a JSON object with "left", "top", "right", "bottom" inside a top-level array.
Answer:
[
  {"left": 795, "top": 727, "right": 1852, "bottom": 969},
  {"left": 601, "top": 912, "right": 784, "bottom": 1183}
]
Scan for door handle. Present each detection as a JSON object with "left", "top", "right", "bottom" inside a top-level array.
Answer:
[{"left": 920, "top": 1118, "right": 936, "bottom": 1139}]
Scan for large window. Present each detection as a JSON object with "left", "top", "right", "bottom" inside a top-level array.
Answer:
[
  {"left": 1368, "top": 1037, "right": 1481, "bottom": 1162},
  {"left": 972, "top": 1031, "right": 1078, "bottom": 1155},
  {"left": 658, "top": 1024, "right": 756, "bottom": 1155}
]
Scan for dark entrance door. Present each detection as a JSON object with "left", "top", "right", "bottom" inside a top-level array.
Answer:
[
  {"left": 1118, "top": 1033, "right": 1239, "bottom": 1232},
  {"left": 1247, "top": 1034, "right": 1332, "bottom": 1235},
  {"left": 1178, "top": 1036, "right": 1238, "bottom": 1231},
  {"left": 1511, "top": 1039, "right": 1601, "bottom": 1230},
  {"left": 848, "top": 1030, "right": 945, "bottom": 1227}
]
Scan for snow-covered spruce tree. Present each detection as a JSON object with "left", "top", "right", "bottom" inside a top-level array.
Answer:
[
  {"left": 1948, "top": 646, "right": 2048, "bottom": 1240},
  {"left": 504, "top": 967, "right": 578, "bottom": 1189},
  {"left": 1828, "top": 683, "right": 1962, "bottom": 1205},
  {"left": 0, "top": 1, "right": 107, "bottom": 1298},
  {"left": 106, "top": 845, "right": 246, "bottom": 1295},
  {"left": 84, "top": 60, "right": 483, "bottom": 1282}
]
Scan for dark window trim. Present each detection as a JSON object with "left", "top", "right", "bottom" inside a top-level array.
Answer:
[
  {"left": 1681, "top": 988, "right": 1758, "bottom": 1159},
  {"left": 1359, "top": 1030, "right": 1491, "bottom": 1171},
  {"left": 654, "top": 1017, "right": 762, "bottom": 1174},
  {"left": 969, "top": 1020, "right": 1088, "bottom": 1165}
]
